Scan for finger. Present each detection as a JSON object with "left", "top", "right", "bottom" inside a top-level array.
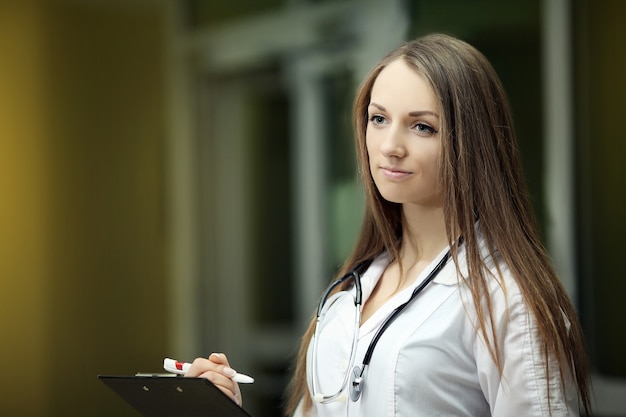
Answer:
[
  {"left": 208, "top": 352, "right": 230, "bottom": 366},
  {"left": 208, "top": 354, "right": 242, "bottom": 385},
  {"left": 199, "top": 369, "right": 243, "bottom": 406},
  {"left": 185, "top": 354, "right": 243, "bottom": 407},
  {"left": 184, "top": 357, "right": 216, "bottom": 377},
  {"left": 185, "top": 356, "right": 235, "bottom": 380}
]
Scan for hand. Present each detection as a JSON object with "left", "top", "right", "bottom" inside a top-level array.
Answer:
[{"left": 185, "top": 352, "right": 243, "bottom": 407}]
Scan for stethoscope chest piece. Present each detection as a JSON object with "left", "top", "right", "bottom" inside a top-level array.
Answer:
[{"left": 349, "top": 365, "right": 365, "bottom": 401}]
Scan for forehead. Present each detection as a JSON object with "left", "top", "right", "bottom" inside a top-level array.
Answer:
[{"left": 369, "top": 59, "right": 437, "bottom": 111}]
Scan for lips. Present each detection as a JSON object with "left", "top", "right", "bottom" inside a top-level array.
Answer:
[{"left": 380, "top": 166, "right": 412, "bottom": 179}]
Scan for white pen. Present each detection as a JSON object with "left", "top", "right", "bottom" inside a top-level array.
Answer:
[{"left": 163, "top": 358, "right": 255, "bottom": 384}]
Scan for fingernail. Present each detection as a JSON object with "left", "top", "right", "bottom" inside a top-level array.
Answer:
[
  {"left": 223, "top": 366, "right": 236, "bottom": 377},
  {"left": 209, "top": 353, "right": 223, "bottom": 359},
  {"left": 234, "top": 392, "right": 241, "bottom": 406}
]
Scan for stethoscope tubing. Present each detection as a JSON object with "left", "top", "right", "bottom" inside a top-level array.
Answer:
[
  {"left": 311, "top": 247, "right": 454, "bottom": 402},
  {"left": 359, "top": 249, "right": 451, "bottom": 367}
]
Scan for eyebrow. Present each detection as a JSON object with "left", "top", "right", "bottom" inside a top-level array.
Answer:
[{"left": 369, "top": 102, "right": 439, "bottom": 118}]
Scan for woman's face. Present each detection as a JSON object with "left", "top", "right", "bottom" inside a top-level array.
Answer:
[{"left": 366, "top": 58, "right": 442, "bottom": 208}]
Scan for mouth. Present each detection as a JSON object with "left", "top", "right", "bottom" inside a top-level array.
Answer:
[{"left": 380, "top": 167, "right": 412, "bottom": 179}]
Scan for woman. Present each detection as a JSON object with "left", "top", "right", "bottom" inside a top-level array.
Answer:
[{"left": 188, "top": 33, "right": 592, "bottom": 416}]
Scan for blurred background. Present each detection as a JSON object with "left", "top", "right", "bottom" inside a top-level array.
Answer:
[{"left": 0, "top": 0, "right": 624, "bottom": 416}]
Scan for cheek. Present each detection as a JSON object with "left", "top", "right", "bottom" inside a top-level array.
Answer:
[
  {"left": 413, "top": 145, "right": 442, "bottom": 183},
  {"left": 425, "top": 156, "right": 443, "bottom": 192},
  {"left": 424, "top": 155, "right": 440, "bottom": 176}
]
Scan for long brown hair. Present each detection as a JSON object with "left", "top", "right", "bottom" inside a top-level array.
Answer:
[{"left": 285, "top": 33, "right": 591, "bottom": 416}]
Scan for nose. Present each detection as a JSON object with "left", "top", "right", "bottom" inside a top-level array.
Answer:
[{"left": 379, "top": 125, "right": 406, "bottom": 158}]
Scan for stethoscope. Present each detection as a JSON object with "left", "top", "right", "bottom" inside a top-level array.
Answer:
[{"left": 309, "top": 248, "right": 452, "bottom": 403}]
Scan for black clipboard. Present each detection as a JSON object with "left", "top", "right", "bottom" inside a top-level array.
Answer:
[{"left": 99, "top": 375, "right": 252, "bottom": 417}]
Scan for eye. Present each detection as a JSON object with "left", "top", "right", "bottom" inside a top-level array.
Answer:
[
  {"left": 369, "top": 114, "right": 387, "bottom": 125},
  {"left": 413, "top": 122, "right": 438, "bottom": 136}
]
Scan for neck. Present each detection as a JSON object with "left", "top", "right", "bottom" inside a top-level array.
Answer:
[{"left": 399, "top": 205, "right": 448, "bottom": 265}]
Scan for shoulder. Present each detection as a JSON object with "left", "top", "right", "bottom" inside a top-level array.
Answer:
[{"left": 464, "top": 235, "right": 579, "bottom": 415}]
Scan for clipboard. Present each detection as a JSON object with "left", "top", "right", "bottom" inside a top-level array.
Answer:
[{"left": 99, "top": 375, "right": 252, "bottom": 417}]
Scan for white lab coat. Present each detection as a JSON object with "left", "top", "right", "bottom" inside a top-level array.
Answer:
[{"left": 295, "top": 238, "right": 579, "bottom": 417}]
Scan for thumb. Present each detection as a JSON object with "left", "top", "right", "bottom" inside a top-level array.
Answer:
[{"left": 208, "top": 352, "right": 230, "bottom": 366}]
